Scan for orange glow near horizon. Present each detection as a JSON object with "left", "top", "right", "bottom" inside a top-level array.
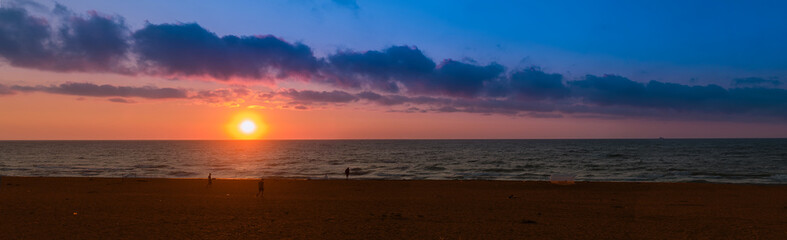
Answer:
[
  {"left": 226, "top": 111, "right": 267, "bottom": 140},
  {"left": 0, "top": 69, "right": 786, "bottom": 140}
]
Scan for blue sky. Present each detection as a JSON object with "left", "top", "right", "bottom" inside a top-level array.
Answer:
[
  {"left": 51, "top": 0, "right": 787, "bottom": 86},
  {"left": 0, "top": 0, "right": 785, "bottom": 139}
]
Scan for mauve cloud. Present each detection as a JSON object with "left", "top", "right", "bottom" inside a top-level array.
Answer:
[
  {"left": 0, "top": 84, "right": 16, "bottom": 95},
  {"left": 9, "top": 82, "right": 189, "bottom": 99},
  {"left": 424, "top": 60, "right": 504, "bottom": 98},
  {"left": 0, "top": 7, "right": 52, "bottom": 68},
  {"left": 569, "top": 75, "right": 787, "bottom": 116},
  {"left": 193, "top": 88, "right": 253, "bottom": 103},
  {"left": 0, "top": 2, "right": 785, "bottom": 121},
  {"left": 508, "top": 68, "right": 569, "bottom": 100},
  {"left": 325, "top": 46, "right": 505, "bottom": 97},
  {"left": 356, "top": 91, "right": 409, "bottom": 105},
  {"left": 278, "top": 75, "right": 787, "bottom": 120},
  {"left": 325, "top": 46, "right": 435, "bottom": 91},
  {"left": 56, "top": 5, "right": 130, "bottom": 72},
  {"left": 107, "top": 97, "right": 135, "bottom": 103},
  {"left": 133, "top": 23, "right": 319, "bottom": 80},
  {"left": 280, "top": 89, "right": 359, "bottom": 103},
  {"left": 0, "top": 5, "right": 130, "bottom": 73},
  {"left": 1, "top": 82, "right": 257, "bottom": 106}
]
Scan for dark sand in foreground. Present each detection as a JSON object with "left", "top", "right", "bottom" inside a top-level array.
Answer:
[{"left": 1, "top": 177, "right": 785, "bottom": 239}]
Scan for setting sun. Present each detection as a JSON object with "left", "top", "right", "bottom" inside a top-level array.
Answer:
[
  {"left": 239, "top": 120, "right": 257, "bottom": 134},
  {"left": 226, "top": 112, "right": 267, "bottom": 139}
]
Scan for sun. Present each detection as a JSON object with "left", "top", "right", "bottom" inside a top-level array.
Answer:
[
  {"left": 239, "top": 120, "right": 256, "bottom": 134},
  {"left": 226, "top": 112, "right": 267, "bottom": 139}
]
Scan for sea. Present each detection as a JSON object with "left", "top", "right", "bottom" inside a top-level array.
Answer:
[{"left": 0, "top": 139, "right": 785, "bottom": 184}]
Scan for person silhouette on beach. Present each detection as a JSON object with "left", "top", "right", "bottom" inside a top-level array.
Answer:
[
  {"left": 345, "top": 167, "right": 350, "bottom": 180},
  {"left": 256, "top": 178, "right": 264, "bottom": 198},
  {"left": 207, "top": 173, "right": 212, "bottom": 185}
]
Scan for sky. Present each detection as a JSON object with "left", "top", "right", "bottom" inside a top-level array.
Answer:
[{"left": 0, "top": 0, "right": 785, "bottom": 139}]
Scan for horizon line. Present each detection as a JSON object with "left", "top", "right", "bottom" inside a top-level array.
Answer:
[{"left": 1, "top": 137, "right": 785, "bottom": 141}]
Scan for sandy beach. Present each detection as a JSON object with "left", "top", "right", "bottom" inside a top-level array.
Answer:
[{"left": 0, "top": 177, "right": 785, "bottom": 239}]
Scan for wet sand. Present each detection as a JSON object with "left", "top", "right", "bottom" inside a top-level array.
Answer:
[{"left": 0, "top": 177, "right": 785, "bottom": 239}]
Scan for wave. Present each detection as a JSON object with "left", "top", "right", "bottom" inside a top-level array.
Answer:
[{"left": 0, "top": 139, "right": 784, "bottom": 183}]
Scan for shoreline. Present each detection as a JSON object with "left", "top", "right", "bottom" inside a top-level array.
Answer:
[
  {"left": 2, "top": 177, "right": 785, "bottom": 239},
  {"left": 2, "top": 175, "right": 784, "bottom": 185}
]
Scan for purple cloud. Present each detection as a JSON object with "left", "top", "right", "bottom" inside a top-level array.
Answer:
[
  {"left": 107, "top": 97, "right": 135, "bottom": 103},
  {"left": 0, "top": 2, "right": 785, "bottom": 121},
  {"left": 325, "top": 46, "right": 435, "bottom": 91},
  {"left": 133, "top": 23, "right": 319, "bottom": 81},
  {"left": 508, "top": 67, "right": 569, "bottom": 100},
  {"left": 568, "top": 75, "right": 787, "bottom": 116},
  {"left": 0, "top": 7, "right": 52, "bottom": 69},
  {"left": 56, "top": 5, "right": 130, "bottom": 72},
  {"left": 280, "top": 89, "right": 359, "bottom": 103},
  {"left": 193, "top": 88, "right": 253, "bottom": 103},
  {"left": 277, "top": 77, "right": 787, "bottom": 120},
  {"left": 0, "top": 84, "right": 17, "bottom": 95},
  {"left": 0, "top": 5, "right": 129, "bottom": 73},
  {"left": 10, "top": 82, "right": 189, "bottom": 99},
  {"left": 325, "top": 46, "right": 505, "bottom": 97}
]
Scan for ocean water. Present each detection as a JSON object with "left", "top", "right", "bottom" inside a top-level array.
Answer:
[{"left": 0, "top": 139, "right": 785, "bottom": 184}]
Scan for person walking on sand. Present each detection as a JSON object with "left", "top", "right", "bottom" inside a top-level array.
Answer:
[
  {"left": 345, "top": 167, "right": 350, "bottom": 180},
  {"left": 207, "top": 173, "right": 212, "bottom": 186},
  {"left": 256, "top": 178, "right": 264, "bottom": 198}
]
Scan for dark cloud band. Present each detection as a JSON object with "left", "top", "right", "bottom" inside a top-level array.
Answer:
[
  {"left": 6, "top": 82, "right": 188, "bottom": 99},
  {"left": 0, "top": 3, "right": 785, "bottom": 120}
]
